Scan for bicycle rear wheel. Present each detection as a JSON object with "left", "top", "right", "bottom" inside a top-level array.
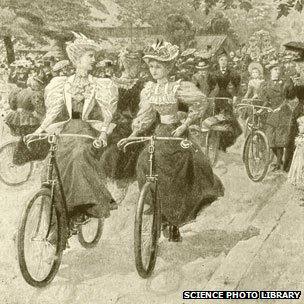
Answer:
[
  {"left": 206, "top": 130, "right": 220, "bottom": 167},
  {"left": 78, "top": 218, "right": 103, "bottom": 249},
  {"left": 134, "top": 181, "right": 161, "bottom": 278},
  {"left": 0, "top": 140, "right": 33, "bottom": 186},
  {"left": 17, "top": 187, "right": 66, "bottom": 287},
  {"left": 244, "top": 131, "right": 270, "bottom": 182}
]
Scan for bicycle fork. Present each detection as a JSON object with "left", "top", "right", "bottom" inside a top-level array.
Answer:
[{"left": 145, "top": 137, "right": 161, "bottom": 239}]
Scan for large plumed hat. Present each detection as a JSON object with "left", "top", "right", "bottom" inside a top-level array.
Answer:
[
  {"left": 143, "top": 40, "right": 179, "bottom": 63},
  {"left": 66, "top": 32, "right": 102, "bottom": 65}
]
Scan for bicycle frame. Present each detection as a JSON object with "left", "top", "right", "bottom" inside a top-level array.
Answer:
[
  {"left": 237, "top": 102, "right": 273, "bottom": 133},
  {"left": 121, "top": 135, "right": 192, "bottom": 182},
  {"left": 26, "top": 133, "right": 97, "bottom": 239}
]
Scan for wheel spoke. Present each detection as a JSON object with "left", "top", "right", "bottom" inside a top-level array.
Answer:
[{"left": 23, "top": 195, "right": 56, "bottom": 281}]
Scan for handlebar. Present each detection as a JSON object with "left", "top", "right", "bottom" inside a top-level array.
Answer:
[
  {"left": 118, "top": 136, "right": 193, "bottom": 153},
  {"left": 24, "top": 133, "right": 103, "bottom": 149},
  {"left": 241, "top": 98, "right": 263, "bottom": 103},
  {"left": 206, "top": 97, "right": 233, "bottom": 102},
  {"left": 236, "top": 103, "right": 274, "bottom": 113}
]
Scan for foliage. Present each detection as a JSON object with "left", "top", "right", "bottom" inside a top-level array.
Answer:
[
  {"left": 165, "top": 14, "right": 196, "bottom": 50},
  {"left": 191, "top": 0, "right": 304, "bottom": 18}
]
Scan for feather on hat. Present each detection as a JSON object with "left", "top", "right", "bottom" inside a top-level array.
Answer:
[{"left": 66, "top": 32, "right": 102, "bottom": 65}]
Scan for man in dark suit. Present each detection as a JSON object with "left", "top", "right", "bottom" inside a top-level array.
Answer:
[{"left": 207, "top": 51, "right": 242, "bottom": 151}]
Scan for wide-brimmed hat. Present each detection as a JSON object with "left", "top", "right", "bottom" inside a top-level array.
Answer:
[
  {"left": 265, "top": 59, "right": 280, "bottom": 70},
  {"left": 217, "top": 49, "right": 228, "bottom": 59},
  {"left": 143, "top": 40, "right": 179, "bottom": 63},
  {"left": 248, "top": 62, "right": 264, "bottom": 75},
  {"left": 196, "top": 61, "right": 209, "bottom": 70},
  {"left": 194, "top": 50, "right": 212, "bottom": 60},
  {"left": 52, "top": 60, "right": 70, "bottom": 72},
  {"left": 284, "top": 41, "right": 304, "bottom": 62}
]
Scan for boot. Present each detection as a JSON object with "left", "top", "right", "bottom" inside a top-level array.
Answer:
[{"left": 168, "top": 225, "right": 182, "bottom": 242}]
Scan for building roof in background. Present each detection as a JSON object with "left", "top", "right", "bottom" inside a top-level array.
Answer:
[{"left": 195, "top": 35, "right": 238, "bottom": 54}]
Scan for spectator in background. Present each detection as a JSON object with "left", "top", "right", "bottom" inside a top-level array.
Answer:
[
  {"left": 5, "top": 73, "right": 45, "bottom": 137},
  {"left": 192, "top": 60, "right": 210, "bottom": 96},
  {"left": 207, "top": 50, "right": 242, "bottom": 152},
  {"left": 260, "top": 61, "right": 293, "bottom": 172},
  {"left": 9, "top": 60, "right": 31, "bottom": 88},
  {"left": 52, "top": 59, "right": 72, "bottom": 77},
  {"left": 244, "top": 62, "right": 264, "bottom": 101}
]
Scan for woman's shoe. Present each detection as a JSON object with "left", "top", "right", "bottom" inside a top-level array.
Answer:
[
  {"left": 109, "top": 200, "right": 118, "bottom": 210},
  {"left": 168, "top": 225, "right": 182, "bottom": 242},
  {"left": 161, "top": 222, "right": 170, "bottom": 239}
]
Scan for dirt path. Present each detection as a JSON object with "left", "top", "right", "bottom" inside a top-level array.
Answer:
[{"left": 0, "top": 138, "right": 298, "bottom": 304}]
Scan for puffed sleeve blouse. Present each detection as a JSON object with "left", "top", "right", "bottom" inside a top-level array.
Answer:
[
  {"left": 132, "top": 80, "right": 206, "bottom": 134},
  {"left": 37, "top": 75, "right": 118, "bottom": 133}
]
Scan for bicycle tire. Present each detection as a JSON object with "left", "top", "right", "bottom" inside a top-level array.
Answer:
[
  {"left": 0, "top": 140, "right": 33, "bottom": 186},
  {"left": 206, "top": 130, "right": 220, "bottom": 167},
  {"left": 244, "top": 130, "right": 270, "bottom": 182},
  {"left": 134, "top": 181, "right": 160, "bottom": 278},
  {"left": 78, "top": 218, "right": 103, "bottom": 249},
  {"left": 17, "top": 187, "right": 66, "bottom": 288}
]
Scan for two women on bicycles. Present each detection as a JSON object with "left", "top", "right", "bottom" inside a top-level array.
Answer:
[{"left": 119, "top": 40, "right": 224, "bottom": 242}]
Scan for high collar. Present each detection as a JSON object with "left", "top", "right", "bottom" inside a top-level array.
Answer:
[{"left": 67, "top": 74, "right": 94, "bottom": 84}]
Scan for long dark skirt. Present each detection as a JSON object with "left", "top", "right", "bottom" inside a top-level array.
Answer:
[
  {"left": 265, "top": 105, "right": 292, "bottom": 148},
  {"left": 214, "top": 98, "right": 242, "bottom": 151},
  {"left": 100, "top": 121, "right": 143, "bottom": 181},
  {"left": 44, "top": 119, "right": 113, "bottom": 219},
  {"left": 136, "top": 123, "right": 225, "bottom": 227}
]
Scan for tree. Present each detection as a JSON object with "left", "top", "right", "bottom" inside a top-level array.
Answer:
[
  {"left": 165, "top": 14, "right": 196, "bottom": 51},
  {"left": 190, "top": 0, "right": 304, "bottom": 18},
  {"left": 0, "top": 0, "right": 99, "bottom": 64}
]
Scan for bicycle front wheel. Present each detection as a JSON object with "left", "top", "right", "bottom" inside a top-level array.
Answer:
[
  {"left": 206, "top": 130, "right": 220, "bottom": 167},
  {"left": 78, "top": 218, "right": 103, "bottom": 249},
  {"left": 134, "top": 181, "right": 161, "bottom": 278},
  {"left": 17, "top": 187, "right": 66, "bottom": 287},
  {"left": 244, "top": 131, "right": 270, "bottom": 182},
  {"left": 0, "top": 140, "right": 33, "bottom": 186}
]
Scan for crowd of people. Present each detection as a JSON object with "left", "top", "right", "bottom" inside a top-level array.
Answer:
[{"left": 1, "top": 32, "right": 304, "bottom": 242}]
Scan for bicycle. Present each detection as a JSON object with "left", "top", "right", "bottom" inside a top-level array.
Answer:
[
  {"left": 17, "top": 133, "right": 104, "bottom": 288},
  {"left": 0, "top": 139, "right": 34, "bottom": 186},
  {"left": 119, "top": 136, "right": 193, "bottom": 279},
  {"left": 236, "top": 101, "right": 274, "bottom": 182},
  {"left": 189, "top": 97, "right": 233, "bottom": 167}
]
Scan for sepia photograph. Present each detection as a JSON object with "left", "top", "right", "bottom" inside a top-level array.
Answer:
[{"left": 0, "top": 0, "right": 304, "bottom": 303}]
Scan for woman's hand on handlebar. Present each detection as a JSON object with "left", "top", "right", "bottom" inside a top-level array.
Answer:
[
  {"left": 117, "top": 132, "right": 137, "bottom": 149},
  {"left": 93, "top": 131, "right": 107, "bottom": 149},
  {"left": 172, "top": 124, "right": 187, "bottom": 137}
]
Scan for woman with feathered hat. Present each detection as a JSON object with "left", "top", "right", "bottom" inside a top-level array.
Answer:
[
  {"left": 27, "top": 33, "right": 119, "bottom": 224},
  {"left": 118, "top": 40, "right": 224, "bottom": 242}
]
